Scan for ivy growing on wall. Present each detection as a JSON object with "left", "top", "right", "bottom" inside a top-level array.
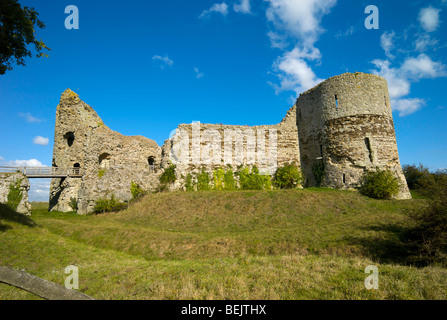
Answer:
[{"left": 7, "top": 178, "right": 23, "bottom": 211}]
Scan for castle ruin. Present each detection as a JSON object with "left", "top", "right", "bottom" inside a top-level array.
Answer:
[{"left": 48, "top": 72, "right": 411, "bottom": 214}]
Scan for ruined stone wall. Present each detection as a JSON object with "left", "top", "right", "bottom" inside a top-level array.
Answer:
[
  {"left": 296, "top": 72, "right": 411, "bottom": 199},
  {"left": 161, "top": 105, "right": 300, "bottom": 183},
  {"left": 50, "top": 89, "right": 162, "bottom": 214},
  {"left": 0, "top": 172, "right": 31, "bottom": 215},
  {"left": 49, "top": 72, "right": 411, "bottom": 214}
]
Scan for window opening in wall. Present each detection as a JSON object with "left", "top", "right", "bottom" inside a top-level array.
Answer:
[
  {"left": 320, "top": 145, "right": 323, "bottom": 158},
  {"left": 99, "top": 153, "right": 112, "bottom": 170},
  {"left": 343, "top": 174, "right": 346, "bottom": 184},
  {"left": 73, "top": 163, "right": 80, "bottom": 175},
  {"left": 365, "top": 138, "right": 373, "bottom": 163},
  {"left": 335, "top": 95, "right": 339, "bottom": 110},
  {"left": 148, "top": 156, "right": 156, "bottom": 172},
  {"left": 64, "top": 132, "right": 75, "bottom": 147}
]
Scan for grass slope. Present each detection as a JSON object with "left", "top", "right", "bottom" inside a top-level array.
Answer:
[{"left": 0, "top": 189, "right": 446, "bottom": 299}]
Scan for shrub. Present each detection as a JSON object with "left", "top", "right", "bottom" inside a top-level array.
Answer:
[
  {"left": 185, "top": 173, "right": 195, "bottom": 191},
  {"left": 403, "top": 164, "right": 431, "bottom": 190},
  {"left": 359, "top": 168, "right": 400, "bottom": 200},
  {"left": 312, "top": 162, "right": 325, "bottom": 187},
  {"left": 236, "top": 166, "right": 271, "bottom": 190},
  {"left": 223, "top": 167, "right": 236, "bottom": 190},
  {"left": 69, "top": 197, "right": 78, "bottom": 211},
  {"left": 94, "top": 195, "right": 127, "bottom": 214},
  {"left": 130, "top": 182, "right": 143, "bottom": 199},
  {"left": 160, "top": 164, "right": 176, "bottom": 184},
  {"left": 274, "top": 164, "right": 303, "bottom": 189},
  {"left": 7, "top": 179, "right": 23, "bottom": 211},
  {"left": 197, "top": 168, "right": 210, "bottom": 191},
  {"left": 405, "top": 170, "right": 447, "bottom": 264},
  {"left": 213, "top": 168, "right": 225, "bottom": 191}
]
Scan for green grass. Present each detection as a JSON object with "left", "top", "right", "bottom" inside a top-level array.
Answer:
[{"left": 0, "top": 189, "right": 446, "bottom": 299}]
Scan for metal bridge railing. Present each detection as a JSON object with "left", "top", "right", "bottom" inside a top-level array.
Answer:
[{"left": 0, "top": 166, "right": 82, "bottom": 178}]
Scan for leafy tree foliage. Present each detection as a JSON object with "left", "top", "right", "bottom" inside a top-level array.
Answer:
[{"left": 0, "top": 0, "right": 50, "bottom": 74}]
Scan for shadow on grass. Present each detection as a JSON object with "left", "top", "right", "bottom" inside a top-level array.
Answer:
[
  {"left": 344, "top": 223, "right": 426, "bottom": 267},
  {"left": 0, "top": 204, "right": 37, "bottom": 231}
]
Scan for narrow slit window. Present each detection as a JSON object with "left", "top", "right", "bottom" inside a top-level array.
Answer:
[
  {"left": 343, "top": 174, "right": 346, "bottom": 184},
  {"left": 335, "top": 95, "right": 339, "bottom": 110},
  {"left": 320, "top": 145, "right": 323, "bottom": 158},
  {"left": 365, "top": 137, "right": 373, "bottom": 163}
]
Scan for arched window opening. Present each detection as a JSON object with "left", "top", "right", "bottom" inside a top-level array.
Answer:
[
  {"left": 99, "top": 153, "right": 112, "bottom": 170},
  {"left": 148, "top": 156, "right": 156, "bottom": 173},
  {"left": 73, "top": 163, "right": 81, "bottom": 175},
  {"left": 64, "top": 132, "right": 75, "bottom": 147}
]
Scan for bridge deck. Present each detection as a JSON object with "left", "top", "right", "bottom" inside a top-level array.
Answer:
[{"left": 0, "top": 166, "right": 83, "bottom": 178}]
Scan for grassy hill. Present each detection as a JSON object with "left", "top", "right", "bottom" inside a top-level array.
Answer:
[{"left": 1, "top": 188, "right": 446, "bottom": 299}]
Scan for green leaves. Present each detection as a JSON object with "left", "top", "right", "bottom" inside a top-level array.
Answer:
[
  {"left": 160, "top": 164, "right": 177, "bottom": 184},
  {"left": 359, "top": 168, "right": 400, "bottom": 200},
  {"left": 0, "top": 0, "right": 51, "bottom": 74},
  {"left": 274, "top": 163, "right": 303, "bottom": 189}
]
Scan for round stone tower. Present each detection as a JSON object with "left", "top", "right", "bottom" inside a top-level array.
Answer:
[{"left": 296, "top": 72, "right": 411, "bottom": 199}]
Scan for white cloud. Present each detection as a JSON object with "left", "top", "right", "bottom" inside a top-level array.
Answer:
[
  {"left": 371, "top": 54, "right": 446, "bottom": 116},
  {"left": 29, "top": 178, "right": 51, "bottom": 202},
  {"left": 266, "top": 0, "right": 337, "bottom": 48},
  {"left": 234, "top": 0, "right": 251, "bottom": 14},
  {"left": 7, "top": 159, "right": 47, "bottom": 167},
  {"left": 199, "top": 2, "right": 229, "bottom": 18},
  {"left": 267, "top": 31, "right": 288, "bottom": 49},
  {"left": 391, "top": 98, "right": 426, "bottom": 117},
  {"left": 19, "top": 112, "right": 43, "bottom": 123},
  {"left": 33, "top": 136, "right": 49, "bottom": 146},
  {"left": 418, "top": 7, "right": 441, "bottom": 32},
  {"left": 152, "top": 55, "right": 174, "bottom": 69},
  {"left": 401, "top": 54, "right": 447, "bottom": 79},
  {"left": 272, "top": 47, "right": 323, "bottom": 94},
  {"left": 380, "top": 31, "right": 395, "bottom": 59},
  {"left": 194, "top": 67, "right": 204, "bottom": 79},
  {"left": 0, "top": 156, "right": 4, "bottom": 161},
  {"left": 371, "top": 59, "right": 411, "bottom": 99},
  {"left": 266, "top": 0, "right": 337, "bottom": 96},
  {"left": 414, "top": 34, "right": 438, "bottom": 52},
  {"left": 335, "top": 26, "right": 355, "bottom": 39}
]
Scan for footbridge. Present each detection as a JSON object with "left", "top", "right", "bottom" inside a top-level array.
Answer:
[{"left": 0, "top": 166, "right": 83, "bottom": 178}]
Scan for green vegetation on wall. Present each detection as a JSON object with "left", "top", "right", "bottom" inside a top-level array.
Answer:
[
  {"left": 274, "top": 163, "right": 303, "bottom": 189},
  {"left": 7, "top": 178, "right": 23, "bottom": 211},
  {"left": 236, "top": 166, "right": 272, "bottom": 190},
  {"left": 160, "top": 164, "right": 177, "bottom": 185},
  {"left": 197, "top": 168, "right": 211, "bottom": 191},
  {"left": 312, "top": 162, "right": 325, "bottom": 187},
  {"left": 131, "top": 182, "right": 144, "bottom": 199},
  {"left": 98, "top": 169, "right": 106, "bottom": 178},
  {"left": 69, "top": 197, "right": 78, "bottom": 211}
]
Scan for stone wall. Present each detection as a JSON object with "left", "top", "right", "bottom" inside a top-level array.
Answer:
[
  {"left": 50, "top": 89, "right": 162, "bottom": 214},
  {"left": 161, "top": 105, "right": 300, "bottom": 180},
  {"left": 49, "top": 72, "right": 411, "bottom": 214},
  {"left": 296, "top": 72, "right": 411, "bottom": 199},
  {"left": 0, "top": 172, "right": 31, "bottom": 215}
]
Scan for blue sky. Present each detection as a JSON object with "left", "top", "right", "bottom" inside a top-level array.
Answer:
[{"left": 1, "top": 0, "right": 446, "bottom": 200}]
